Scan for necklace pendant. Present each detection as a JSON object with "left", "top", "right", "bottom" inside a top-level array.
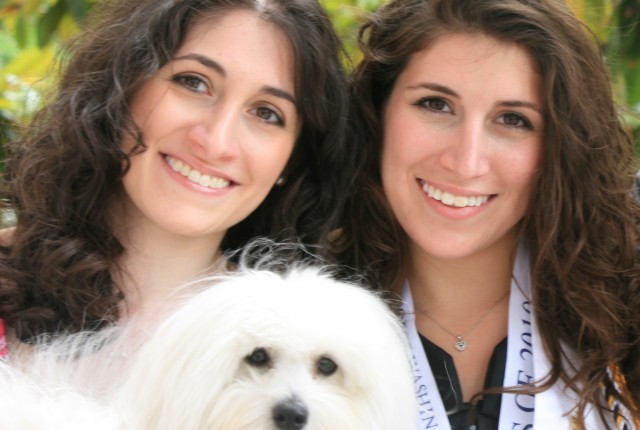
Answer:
[{"left": 454, "top": 336, "right": 467, "bottom": 352}]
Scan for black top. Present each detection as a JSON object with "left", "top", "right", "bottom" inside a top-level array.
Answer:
[{"left": 419, "top": 334, "right": 507, "bottom": 430}]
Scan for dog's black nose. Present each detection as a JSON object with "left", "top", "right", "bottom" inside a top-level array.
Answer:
[{"left": 272, "top": 399, "right": 308, "bottom": 429}]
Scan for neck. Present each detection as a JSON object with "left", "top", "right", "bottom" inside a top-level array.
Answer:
[
  {"left": 113, "top": 212, "right": 224, "bottom": 321},
  {"left": 407, "top": 233, "right": 521, "bottom": 401},
  {"left": 408, "top": 233, "right": 518, "bottom": 318}
]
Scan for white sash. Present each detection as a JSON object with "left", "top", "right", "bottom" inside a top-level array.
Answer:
[{"left": 401, "top": 244, "right": 608, "bottom": 429}]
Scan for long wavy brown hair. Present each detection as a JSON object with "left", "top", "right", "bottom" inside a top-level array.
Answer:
[
  {"left": 0, "top": 0, "right": 353, "bottom": 341},
  {"left": 339, "top": 0, "right": 640, "bottom": 426}
]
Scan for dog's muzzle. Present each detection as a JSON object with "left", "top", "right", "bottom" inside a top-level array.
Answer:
[{"left": 272, "top": 398, "right": 308, "bottom": 429}]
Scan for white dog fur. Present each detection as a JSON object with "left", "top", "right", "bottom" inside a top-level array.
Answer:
[{"left": 1, "top": 266, "right": 417, "bottom": 429}]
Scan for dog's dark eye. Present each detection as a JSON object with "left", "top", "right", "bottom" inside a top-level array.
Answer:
[
  {"left": 317, "top": 356, "right": 338, "bottom": 376},
  {"left": 246, "top": 347, "right": 271, "bottom": 368}
]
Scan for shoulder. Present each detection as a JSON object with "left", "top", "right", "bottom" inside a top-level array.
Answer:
[{"left": 0, "top": 227, "right": 15, "bottom": 247}]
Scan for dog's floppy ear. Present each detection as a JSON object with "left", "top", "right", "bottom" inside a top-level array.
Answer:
[
  {"left": 114, "top": 283, "right": 249, "bottom": 430},
  {"left": 281, "top": 268, "right": 418, "bottom": 429},
  {"left": 354, "top": 325, "right": 418, "bottom": 429},
  {"left": 336, "top": 288, "right": 418, "bottom": 430}
]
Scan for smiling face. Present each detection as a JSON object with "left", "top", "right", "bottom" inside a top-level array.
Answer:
[
  {"left": 381, "top": 33, "right": 543, "bottom": 263},
  {"left": 121, "top": 10, "right": 299, "bottom": 244}
]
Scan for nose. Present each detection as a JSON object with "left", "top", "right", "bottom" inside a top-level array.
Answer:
[
  {"left": 187, "top": 108, "right": 240, "bottom": 160},
  {"left": 272, "top": 399, "right": 308, "bottom": 430},
  {"left": 438, "top": 120, "right": 490, "bottom": 179}
]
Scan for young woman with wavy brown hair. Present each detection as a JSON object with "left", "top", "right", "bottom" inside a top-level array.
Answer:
[
  {"left": 339, "top": 0, "right": 640, "bottom": 428},
  {"left": 0, "top": 0, "right": 352, "bottom": 351}
]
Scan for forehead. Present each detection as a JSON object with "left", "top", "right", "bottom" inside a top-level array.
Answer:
[
  {"left": 180, "top": 9, "right": 292, "bottom": 53},
  {"left": 176, "top": 10, "right": 295, "bottom": 85},
  {"left": 396, "top": 33, "right": 542, "bottom": 103}
]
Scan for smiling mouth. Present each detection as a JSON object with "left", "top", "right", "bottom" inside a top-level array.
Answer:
[
  {"left": 165, "top": 155, "right": 231, "bottom": 189},
  {"left": 421, "top": 181, "right": 492, "bottom": 208}
]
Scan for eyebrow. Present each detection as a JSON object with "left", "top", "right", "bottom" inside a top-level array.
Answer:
[
  {"left": 261, "top": 86, "right": 297, "bottom": 107},
  {"left": 409, "top": 82, "right": 541, "bottom": 113},
  {"left": 172, "top": 54, "right": 297, "bottom": 107},
  {"left": 497, "top": 100, "right": 542, "bottom": 114},
  {"left": 408, "top": 82, "right": 459, "bottom": 97},
  {"left": 174, "top": 54, "right": 226, "bottom": 77}
]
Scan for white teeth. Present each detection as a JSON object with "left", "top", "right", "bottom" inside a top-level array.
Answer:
[
  {"left": 166, "top": 156, "right": 231, "bottom": 189},
  {"left": 453, "top": 196, "right": 468, "bottom": 207},
  {"left": 433, "top": 187, "right": 442, "bottom": 200},
  {"left": 422, "top": 182, "right": 489, "bottom": 208},
  {"left": 187, "top": 170, "right": 200, "bottom": 183},
  {"left": 441, "top": 192, "right": 455, "bottom": 206}
]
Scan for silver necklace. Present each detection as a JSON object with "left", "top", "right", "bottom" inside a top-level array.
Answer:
[{"left": 419, "top": 291, "right": 509, "bottom": 352}]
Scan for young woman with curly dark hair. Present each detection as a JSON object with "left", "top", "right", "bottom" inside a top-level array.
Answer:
[
  {"left": 339, "top": 0, "right": 640, "bottom": 428},
  {"left": 0, "top": 0, "right": 352, "bottom": 349}
]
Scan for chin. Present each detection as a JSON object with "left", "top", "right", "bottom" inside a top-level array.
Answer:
[{"left": 1, "top": 266, "right": 417, "bottom": 430}]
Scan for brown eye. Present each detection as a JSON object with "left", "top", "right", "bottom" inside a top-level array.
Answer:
[
  {"left": 317, "top": 356, "right": 338, "bottom": 376},
  {"left": 253, "top": 106, "right": 284, "bottom": 126},
  {"left": 503, "top": 113, "right": 523, "bottom": 126},
  {"left": 173, "top": 74, "right": 208, "bottom": 94},
  {"left": 426, "top": 98, "right": 446, "bottom": 111},
  {"left": 246, "top": 347, "right": 271, "bottom": 368},
  {"left": 499, "top": 112, "right": 534, "bottom": 130},
  {"left": 416, "top": 97, "right": 452, "bottom": 114}
]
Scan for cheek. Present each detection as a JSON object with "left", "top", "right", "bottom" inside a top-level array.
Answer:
[
  {"left": 121, "top": 151, "right": 153, "bottom": 197},
  {"left": 130, "top": 81, "right": 185, "bottom": 145},
  {"left": 276, "top": 139, "right": 297, "bottom": 172},
  {"left": 381, "top": 130, "right": 428, "bottom": 185},
  {"left": 503, "top": 144, "right": 542, "bottom": 209},
  {"left": 380, "top": 143, "right": 399, "bottom": 195},
  {"left": 382, "top": 106, "right": 441, "bottom": 171},
  {"left": 131, "top": 82, "right": 163, "bottom": 126},
  {"left": 380, "top": 142, "right": 412, "bottom": 216},
  {"left": 248, "top": 139, "right": 296, "bottom": 182},
  {"left": 381, "top": 120, "right": 409, "bottom": 175},
  {"left": 517, "top": 143, "right": 542, "bottom": 185}
]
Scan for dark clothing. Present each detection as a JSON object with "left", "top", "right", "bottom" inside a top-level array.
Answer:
[{"left": 419, "top": 335, "right": 507, "bottom": 430}]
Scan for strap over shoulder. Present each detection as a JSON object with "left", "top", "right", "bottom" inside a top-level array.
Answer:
[{"left": 607, "top": 364, "right": 639, "bottom": 430}]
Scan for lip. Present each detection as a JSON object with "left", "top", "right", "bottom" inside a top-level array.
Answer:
[
  {"left": 418, "top": 179, "right": 495, "bottom": 219},
  {"left": 162, "top": 153, "right": 237, "bottom": 194}
]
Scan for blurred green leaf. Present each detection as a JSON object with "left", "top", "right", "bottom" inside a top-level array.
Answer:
[
  {"left": 3, "top": 47, "right": 56, "bottom": 78},
  {"left": 584, "top": 0, "right": 615, "bottom": 42},
  {"left": 63, "top": 0, "right": 88, "bottom": 22},
  {"left": 37, "top": 0, "right": 66, "bottom": 47},
  {"left": 617, "top": 0, "right": 640, "bottom": 108},
  {"left": 56, "top": 13, "right": 81, "bottom": 39},
  {"left": 15, "top": 12, "right": 28, "bottom": 48},
  {"left": 356, "top": 0, "right": 382, "bottom": 12},
  {"left": 24, "top": 0, "right": 57, "bottom": 15}
]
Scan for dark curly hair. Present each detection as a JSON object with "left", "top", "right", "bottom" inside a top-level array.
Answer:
[
  {"left": 339, "top": 0, "right": 640, "bottom": 426},
  {"left": 0, "top": 0, "right": 352, "bottom": 340}
]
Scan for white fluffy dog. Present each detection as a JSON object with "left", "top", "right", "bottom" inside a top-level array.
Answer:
[{"left": 1, "top": 266, "right": 417, "bottom": 429}]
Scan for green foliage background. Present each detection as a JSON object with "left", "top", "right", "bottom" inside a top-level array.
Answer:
[{"left": 1, "top": 0, "right": 639, "bottom": 150}]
